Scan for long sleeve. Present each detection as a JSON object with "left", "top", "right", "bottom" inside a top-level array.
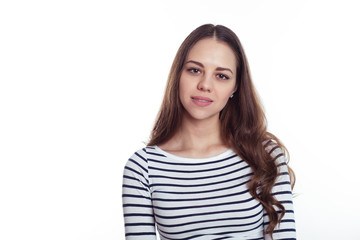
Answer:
[
  {"left": 263, "top": 145, "right": 296, "bottom": 240},
  {"left": 122, "top": 148, "right": 157, "bottom": 240}
]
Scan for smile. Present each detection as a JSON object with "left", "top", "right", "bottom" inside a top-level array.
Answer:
[
  {"left": 191, "top": 96, "right": 213, "bottom": 101},
  {"left": 191, "top": 96, "right": 213, "bottom": 106}
]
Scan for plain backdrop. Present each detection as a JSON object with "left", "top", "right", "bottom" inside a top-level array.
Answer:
[{"left": 1, "top": 0, "right": 359, "bottom": 239}]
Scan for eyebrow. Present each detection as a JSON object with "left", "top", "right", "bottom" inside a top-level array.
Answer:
[{"left": 185, "top": 60, "right": 234, "bottom": 74}]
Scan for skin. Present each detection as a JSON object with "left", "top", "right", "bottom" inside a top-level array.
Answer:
[{"left": 159, "top": 38, "right": 237, "bottom": 158}]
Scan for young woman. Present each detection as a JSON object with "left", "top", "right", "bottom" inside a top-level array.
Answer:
[{"left": 122, "top": 24, "right": 296, "bottom": 240}]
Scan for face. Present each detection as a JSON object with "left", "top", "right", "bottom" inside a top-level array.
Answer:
[{"left": 179, "top": 38, "right": 237, "bottom": 122}]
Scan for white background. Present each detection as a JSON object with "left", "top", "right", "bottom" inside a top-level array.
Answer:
[{"left": 1, "top": 0, "right": 359, "bottom": 239}]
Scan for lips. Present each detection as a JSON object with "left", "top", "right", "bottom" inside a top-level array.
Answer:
[
  {"left": 191, "top": 96, "right": 213, "bottom": 106},
  {"left": 191, "top": 96, "right": 213, "bottom": 102}
]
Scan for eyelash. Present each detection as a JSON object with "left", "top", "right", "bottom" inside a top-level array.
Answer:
[
  {"left": 187, "top": 68, "right": 230, "bottom": 80},
  {"left": 217, "top": 74, "right": 229, "bottom": 80},
  {"left": 188, "top": 68, "right": 201, "bottom": 74}
]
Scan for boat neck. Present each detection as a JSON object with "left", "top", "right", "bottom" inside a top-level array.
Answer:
[{"left": 154, "top": 145, "right": 234, "bottom": 161}]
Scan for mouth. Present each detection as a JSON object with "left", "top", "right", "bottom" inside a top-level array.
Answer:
[
  {"left": 191, "top": 96, "right": 213, "bottom": 102},
  {"left": 191, "top": 96, "right": 213, "bottom": 106}
]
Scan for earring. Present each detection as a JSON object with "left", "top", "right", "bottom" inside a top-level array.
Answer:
[{"left": 230, "top": 94, "right": 234, "bottom": 99}]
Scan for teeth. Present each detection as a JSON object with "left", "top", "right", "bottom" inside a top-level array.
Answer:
[{"left": 192, "top": 97, "right": 211, "bottom": 102}]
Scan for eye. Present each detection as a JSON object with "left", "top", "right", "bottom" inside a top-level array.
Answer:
[
  {"left": 217, "top": 73, "right": 229, "bottom": 80},
  {"left": 188, "top": 68, "right": 201, "bottom": 74}
]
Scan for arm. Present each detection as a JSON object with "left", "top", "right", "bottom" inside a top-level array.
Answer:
[
  {"left": 264, "top": 145, "right": 296, "bottom": 240},
  {"left": 122, "top": 148, "right": 157, "bottom": 240}
]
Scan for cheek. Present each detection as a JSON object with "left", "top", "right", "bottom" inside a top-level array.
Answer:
[
  {"left": 220, "top": 95, "right": 231, "bottom": 107},
  {"left": 179, "top": 76, "right": 193, "bottom": 95},
  {"left": 218, "top": 85, "right": 236, "bottom": 99},
  {"left": 179, "top": 77, "right": 190, "bottom": 104},
  {"left": 179, "top": 78, "right": 185, "bottom": 97}
]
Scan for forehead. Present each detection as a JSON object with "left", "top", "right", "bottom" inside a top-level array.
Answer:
[{"left": 186, "top": 38, "right": 237, "bottom": 69}]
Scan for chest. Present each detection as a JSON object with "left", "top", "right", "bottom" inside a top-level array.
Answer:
[{"left": 147, "top": 155, "right": 264, "bottom": 239}]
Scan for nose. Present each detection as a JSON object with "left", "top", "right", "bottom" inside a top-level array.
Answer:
[{"left": 197, "top": 74, "right": 213, "bottom": 92}]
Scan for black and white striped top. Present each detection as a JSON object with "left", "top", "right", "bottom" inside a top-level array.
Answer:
[{"left": 122, "top": 144, "right": 296, "bottom": 240}]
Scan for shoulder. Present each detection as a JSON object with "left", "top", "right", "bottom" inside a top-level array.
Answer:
[
  {"left": 125, "top": 146, "right": 162, "bottom": 166},
  {"left": 263, "top": 139, "right": 293, "bottom": 184},
  {"left": 123, "top": 147, "right": 159, "bottom": 182},
  {"left": 263, "top": 139, "right": 288, "bottom": 166},
  {"left": 131, "top": 145, "right": 156, "bottom": 158},
  {"left": 128, "top": 147, "right": 148, "bottom": 162},
  {"left": 124, "top": 147, "right": 152, "bottom": 172}
]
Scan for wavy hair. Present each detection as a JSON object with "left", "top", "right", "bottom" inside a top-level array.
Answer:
[{"left": 147, "top": 24, "right": 295, "bottom": 238}]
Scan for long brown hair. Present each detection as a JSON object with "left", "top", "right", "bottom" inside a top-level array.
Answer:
[{"left": 147, "top": 24, "right": 295, "bottom": 238}]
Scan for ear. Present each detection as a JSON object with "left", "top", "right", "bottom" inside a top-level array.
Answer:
[
  {"left": 229, "top": 86, "right": 237, "bottom": 99},
  {"left": 232, "top": 85, "right": 238, "bottom": 95}
]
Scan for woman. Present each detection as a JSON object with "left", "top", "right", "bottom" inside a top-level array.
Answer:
[{"left": 122, "top": 24, "right": 296, "bottom": 240}]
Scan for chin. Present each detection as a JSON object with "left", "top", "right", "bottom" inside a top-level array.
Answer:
[{"left": 184, "top": 109, "right": 220, "bottom": 121}]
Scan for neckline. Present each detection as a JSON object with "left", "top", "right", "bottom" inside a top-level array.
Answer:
[{"left": 154, "top": 145, "right": 234, "bottom": 161}]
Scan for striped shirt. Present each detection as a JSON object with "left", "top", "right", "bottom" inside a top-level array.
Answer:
[{"left": 122, "top": 144, "right": 296, "bottom": 240}]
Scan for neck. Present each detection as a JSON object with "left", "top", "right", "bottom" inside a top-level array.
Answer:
[{"left": 172, "top": 113, "right": 224, "bottom": 152}]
